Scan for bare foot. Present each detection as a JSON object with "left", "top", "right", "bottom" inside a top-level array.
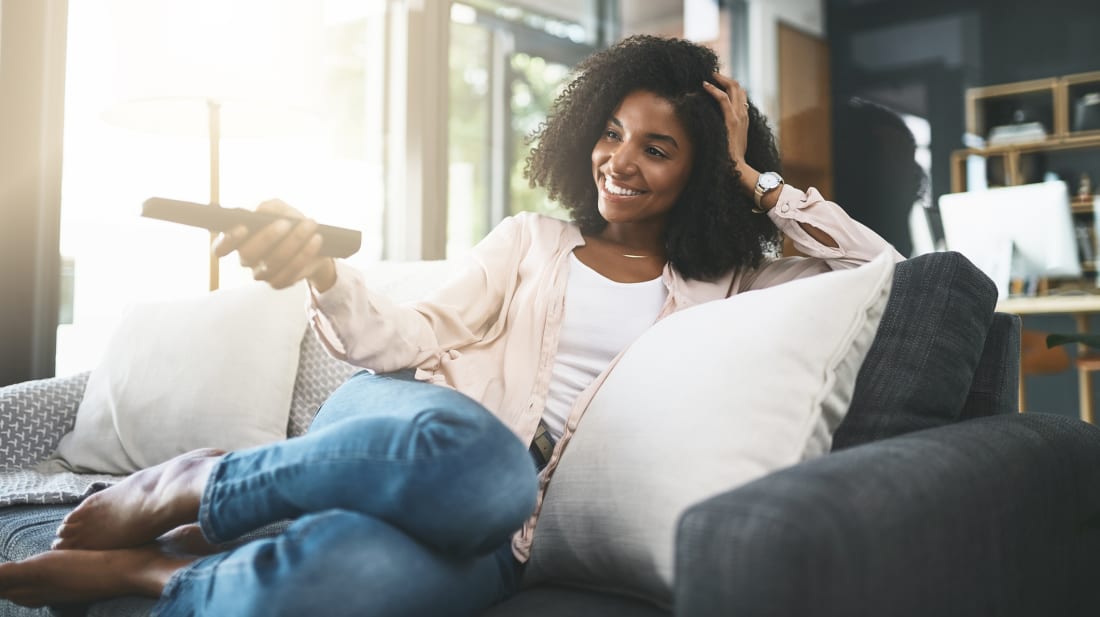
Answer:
[
  {"left": 156, "top": 524, "right": 223, "bottom": 557},
  {"left": 0, "top": 545, "right": 195, "bottom": 608},
  {"left": 53, "top": 448, "right": 224, "bottom": 551}
]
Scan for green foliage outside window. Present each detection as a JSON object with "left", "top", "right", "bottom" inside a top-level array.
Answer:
[{"left": 509, "top": 52, "right": 571, "bottom": 221}]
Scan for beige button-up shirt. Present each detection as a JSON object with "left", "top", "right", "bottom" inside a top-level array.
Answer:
[{"left": 308, "top": 184, "right": 903, "bottom": 561}]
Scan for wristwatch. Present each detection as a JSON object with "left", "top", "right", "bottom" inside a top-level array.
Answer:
[{"left": 752, "top": 171, "right": 785, "bottom": 211}]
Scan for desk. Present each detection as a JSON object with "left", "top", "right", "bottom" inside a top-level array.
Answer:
[{"left": 996, "top": 295, "right": 1100, "bottom": 421}]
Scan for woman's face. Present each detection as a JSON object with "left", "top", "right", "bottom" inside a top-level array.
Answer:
[{"left": 590, "top": 90, "right": 694, "bottom": 228}]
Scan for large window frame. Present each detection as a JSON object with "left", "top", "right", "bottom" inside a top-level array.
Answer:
[{"left": 0, "top": 0, "right": 68, "bottom": 385}]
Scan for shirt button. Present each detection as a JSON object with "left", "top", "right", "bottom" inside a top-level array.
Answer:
[{"left": 780, "top": 203, "right": 790, "bottom": 213}]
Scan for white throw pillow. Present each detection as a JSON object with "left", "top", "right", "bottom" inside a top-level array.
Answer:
[
  {"left": 525, "top": 252, "right": 896, "bottom": 604},
  {"left": 45, "top": 282, "right": 308, "bottom": 475}
]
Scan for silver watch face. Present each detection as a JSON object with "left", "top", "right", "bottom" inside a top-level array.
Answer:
[{"left": 757, "top": 172, "right": 783, "bottom": 191}]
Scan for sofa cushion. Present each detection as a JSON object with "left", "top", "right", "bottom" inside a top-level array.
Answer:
[
  {"left": 0, "top": 506, "right": 75, "bottom": 617},
  {"left": 526, "top": 253, "right": 895, "bottom": 604},
  {"left": 960, "top": 312, "right": 1021, "bottom": 419},
  {"left": 483, "top": 585, "right": 668, "bottom": 617},
  {"left": 0, "top": 505, "right": 71, "bottom": 563},
  {"left": 0, "top": 372, "right": 89, "bottom": 470},
  {"left": 832, "top": 251, "right": 998, "bottom": 450},
  {"left": 44, "top": 282, "right": 308, "bottom": 475}
]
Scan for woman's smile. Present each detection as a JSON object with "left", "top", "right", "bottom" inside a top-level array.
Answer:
[
  {"left": 599, "top": 176, "right": 647, "bottom": 199},
  {"left": 590, "top": 90, "right": 693, "bottom": 228}
]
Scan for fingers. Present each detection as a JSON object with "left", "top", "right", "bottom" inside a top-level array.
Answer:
[
  {"left": 210, "top": 199, "right": 303, "bottom": 258},
  {"left": 266, "top": 229, "right": 325, "bottom": 290},
  {"left": 243, "top": 219, "right": 325, "bottom": 289},
  {"left": 211, "top": 225, "right": 249, "bottom": 258},
  {"left": 207, "top": 199, "right": 328, "bottom": 289},
  {"left": 702, "top": 81, "right": 733, "bottom": 121},
  {"left": 704, "top": 74, "right": 750, "bottom": 113},
  {"left": 704, "top": 74, "right": 752, "bottom": 170}
]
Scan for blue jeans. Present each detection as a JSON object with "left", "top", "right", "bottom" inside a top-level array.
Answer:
[{"left": 152, "top": 371, "right": 538, "bottom": 617}]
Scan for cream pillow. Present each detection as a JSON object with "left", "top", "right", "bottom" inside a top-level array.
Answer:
[
  {"left": 526, "top": 252, "right": 896, "bottom": 605},
  {"left": 45, "top": 282, "right": 308, "bottom": 475}
]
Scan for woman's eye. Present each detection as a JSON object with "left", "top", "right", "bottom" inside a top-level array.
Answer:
[
  {"left": 605, "top": 129, "right": 620, "bottom": 140},
  {"left": 646, "top": 147, "right": 667, "bottom": 158}
]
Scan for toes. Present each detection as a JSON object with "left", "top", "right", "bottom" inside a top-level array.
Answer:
[{"left": 52, "top": 521, "right": 85, "bottom": 549}]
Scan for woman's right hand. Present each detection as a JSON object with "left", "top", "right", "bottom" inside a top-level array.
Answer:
[{"left": 211, "top": 199, "right": 338, "bottom": 292}]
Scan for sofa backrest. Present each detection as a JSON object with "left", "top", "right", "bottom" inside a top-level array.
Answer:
[
  {"left": 286, "top": 259, "right": 463, "bottom": 438},
  {"left": 288, "top": 252, "right": 1021, "bottom": 446},
  {"left": 832, "top": 251, "right": 1018, "bottom": 450}
]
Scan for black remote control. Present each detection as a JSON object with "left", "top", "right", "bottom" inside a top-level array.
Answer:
[{"left": 141, "top": 197, "right": 362, "bottom": 259}]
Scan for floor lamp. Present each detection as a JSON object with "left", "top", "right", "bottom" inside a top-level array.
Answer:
[
  {"left": 103, "top": 95, "right": 314, "bottom": 291},
  {"left": 207, "top": 98, "right": 221, "bottom": 291},
  {"left": 98, "top": 0, "right": 324, "bottom": 292}
]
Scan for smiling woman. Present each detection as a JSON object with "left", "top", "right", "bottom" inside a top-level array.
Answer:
[
  {"left": 581, "top": 90, "right": 696, "bottom": 282},
  {"left": 592, "top": 92, "right": 694, "bottom": 233},
  {"left": 0, "top": 34, "right": 901, "bottom": 617},
  {"left": 525, "top": 36, "right": 785, "bottom": 281}
]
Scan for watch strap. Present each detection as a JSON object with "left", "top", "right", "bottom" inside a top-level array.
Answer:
[{"left": 752, "top": 172, "right": 784, "bottom": 213}]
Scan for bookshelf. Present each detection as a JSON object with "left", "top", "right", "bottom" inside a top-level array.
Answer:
[{"left": 950, "top": 70, "right": 1100, "bottom": 289}]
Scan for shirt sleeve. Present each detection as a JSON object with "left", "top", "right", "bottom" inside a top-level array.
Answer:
[
  {"left": 307, "top": 215, "right": 525, "bottom": 373},
  {"left": 743, "top": 184, "right": 905, "bottom": 291}
]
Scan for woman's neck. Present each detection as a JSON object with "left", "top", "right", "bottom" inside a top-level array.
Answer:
[{"left": 595, "top": 222, "right": 666, "bottom": 260}]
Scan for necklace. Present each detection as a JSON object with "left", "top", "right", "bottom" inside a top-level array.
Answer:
[{"left": 621, "top": 254, "right": 651, "bottom": 259}]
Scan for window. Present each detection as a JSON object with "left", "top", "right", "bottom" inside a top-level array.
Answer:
[
  {"left": 445, "top": 0, "right": 747, "bottom": 256},
  {"left": 446, "top": 1, "right": 601, "bottom": 256},
  {"left": 54, "top": 0, "right": 749, "bottom": 374},
  {"left": 56, "top": 0, "right": 387, "bottom": 374}
]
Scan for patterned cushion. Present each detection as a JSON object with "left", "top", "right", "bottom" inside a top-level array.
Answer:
[
  {"left": 0, "top": 469, "right": 121, "bottom": 508},
  {"left": 0, "top": 331, "right": 355, "bottom": 508},
  {"left": 286, "top": 331, "right": 358, "bottom": 438},
  {"left": 0, "top": 373, "right": 88, "bottom": 470}
]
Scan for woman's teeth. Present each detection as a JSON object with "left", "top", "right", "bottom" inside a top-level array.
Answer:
[{"left": 604, "top": 178, "right": 643, "bottom": 196}]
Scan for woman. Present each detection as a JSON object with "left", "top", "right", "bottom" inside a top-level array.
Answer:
[{"left": 0, "top": 35, "right": 899, "bottom": 615}]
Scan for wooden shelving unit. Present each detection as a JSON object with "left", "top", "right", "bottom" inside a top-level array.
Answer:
[
  {"left": 950, "top": 70, "right": 1100, "bottom": 288},
  {"left": 950, "top": 70, "right": 1100, "bottom": 193}
]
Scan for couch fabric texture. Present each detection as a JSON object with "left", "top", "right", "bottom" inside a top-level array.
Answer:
[{"left": 2, "top": 251, "right": 1099, "bottom": 617}]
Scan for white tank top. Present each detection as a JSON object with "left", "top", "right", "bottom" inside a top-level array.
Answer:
[{"left": 542, "top": 253, "right": 668, "bottom": 440}]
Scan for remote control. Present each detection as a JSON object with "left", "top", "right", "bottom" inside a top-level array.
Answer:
[{"left": 141, "top": 197, "right": 362, "bottom": 259}]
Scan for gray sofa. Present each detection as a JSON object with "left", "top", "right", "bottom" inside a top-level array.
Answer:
[{"left": 3, "top": 251, "right": 1099, "bottom": 616}]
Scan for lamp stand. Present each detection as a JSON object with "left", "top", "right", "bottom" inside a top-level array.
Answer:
[{"left": 208, "top": 98, "right": 220, "bottom": 291}]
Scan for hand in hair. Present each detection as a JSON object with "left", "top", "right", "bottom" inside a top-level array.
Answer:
[{"left": 702, "top": 74, "right": 752, "bottom": 173}]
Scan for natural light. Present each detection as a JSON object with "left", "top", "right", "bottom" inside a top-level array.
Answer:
[{"left": 57, "top": 0, "right": 387, "bottom": 375}]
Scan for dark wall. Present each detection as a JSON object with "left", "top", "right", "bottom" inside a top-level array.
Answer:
[{"left": 826, "top": 0, "right": 1100, "bottom": 418}]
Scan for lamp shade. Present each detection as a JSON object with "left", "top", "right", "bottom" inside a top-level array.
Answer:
[{"left": 101, "top": 0, "right": 323, "bottom": 136}]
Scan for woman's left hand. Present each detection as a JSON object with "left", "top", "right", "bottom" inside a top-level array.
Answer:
[{"left": 703, "top": 74, "right": 753, "bottom": 175}]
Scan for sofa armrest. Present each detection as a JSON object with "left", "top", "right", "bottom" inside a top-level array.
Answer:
[
  {"left": 674, "top": 413, "right": 1100, "bottom": 617},
  {"left": 0, "top": 373, "right": 89, "bottom": 469}
]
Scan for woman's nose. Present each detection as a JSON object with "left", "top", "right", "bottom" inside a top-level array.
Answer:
[{"left": 608, "top": 147, "right": 638, "bottom": 176}]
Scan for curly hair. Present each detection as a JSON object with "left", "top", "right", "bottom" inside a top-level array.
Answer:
[{"left": 525, "top": 35, "right": 782, "bottom": 280}]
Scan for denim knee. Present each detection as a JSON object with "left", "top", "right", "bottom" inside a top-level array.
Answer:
[
  {"left": 409, "top": 406, "right": 538, "bottom": 554},
  {"left": 345, "top": 401, "right": 536, "bottom": 555},
  {"left": 303, "top": 374, "right": 538, "bottom": 556}
]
